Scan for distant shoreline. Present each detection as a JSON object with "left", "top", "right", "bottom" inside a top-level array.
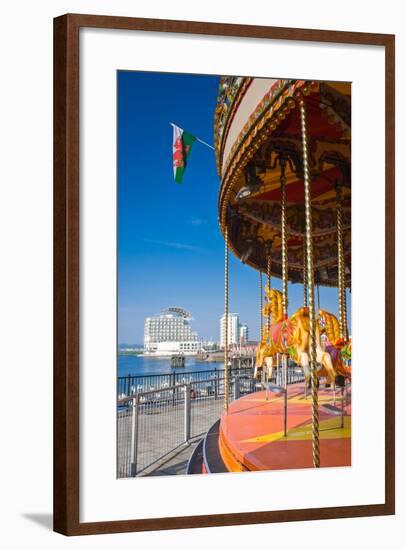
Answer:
[{"left": 118, "top": 351, "right": 202, "bottom": 358}]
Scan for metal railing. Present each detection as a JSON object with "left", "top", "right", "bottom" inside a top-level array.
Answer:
[
  {"left": 117, "top": 366, "right": 305, "bottom": 478},
  {"left": 117, "top": 375, "right": 233, "bottom": 477},
  {"left": 117, "top": 364, "right": 255, "bottom": 399}
]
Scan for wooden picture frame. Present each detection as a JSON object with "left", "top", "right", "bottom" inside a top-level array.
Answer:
[{"left": 54, "top": 13, "right": 395, "bottom": 535}]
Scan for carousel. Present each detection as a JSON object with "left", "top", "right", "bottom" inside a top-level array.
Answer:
[{"left": 188, "top": 77, "right": 352, "bottom": 474}]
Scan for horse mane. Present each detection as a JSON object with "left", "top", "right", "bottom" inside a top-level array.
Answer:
[
  {"left": 319, "top": 309, "right": 340, "bottom": 345},
  {"left": 267, "top": 288, "right": 283, "bottom": 324}
]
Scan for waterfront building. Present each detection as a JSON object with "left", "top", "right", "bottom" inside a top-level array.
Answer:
[
  {"left": 144, "top": 307, "right": 201, "bottom": 356},
  {"left": 239, "top": 323, "right": 249, "bottom": 345},
  {"left": 220, "top": 313, "right": 240, "bottom": 348}
]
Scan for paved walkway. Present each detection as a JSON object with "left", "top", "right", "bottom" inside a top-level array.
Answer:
[
  {"left": 117, "top": 397, "right": 225, "bottom": 477},
  {"left": 148, "top": 440, "right": 201, "bottom": 476}
]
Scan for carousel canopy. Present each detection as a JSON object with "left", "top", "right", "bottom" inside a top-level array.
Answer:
[{"left": 214, "top": 78, "right": 351, "bottom": 287}]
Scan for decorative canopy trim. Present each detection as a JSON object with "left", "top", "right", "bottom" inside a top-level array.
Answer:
[{"left": 215, "top": 78, "right": 351, "bottom": 287}]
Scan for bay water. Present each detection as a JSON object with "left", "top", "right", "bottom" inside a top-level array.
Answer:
[{"left": 118, "top": 354, "right": 225, "bottom": 379}]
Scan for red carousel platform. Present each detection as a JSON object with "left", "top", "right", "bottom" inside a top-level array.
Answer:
[
  {"left": 219, "top": 382, "right": 351, "bottom": 472},
  {"left": 187, "top": 382, "right": 351, "bottom": 474}
]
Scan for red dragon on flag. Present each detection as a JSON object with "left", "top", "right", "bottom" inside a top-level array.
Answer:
[{"left": 171, "top": 124, "right": 196, "bottom": 184}]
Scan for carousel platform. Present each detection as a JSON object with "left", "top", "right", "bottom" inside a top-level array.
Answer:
[{"left": 187, "top": 382, "right": 351, "bottom": 474}]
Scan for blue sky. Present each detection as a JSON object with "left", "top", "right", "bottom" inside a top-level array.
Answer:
[{"left": 117, "top": 71, "right": 351, "bottom": 344}]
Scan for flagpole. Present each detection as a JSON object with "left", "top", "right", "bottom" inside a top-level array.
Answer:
[
  {"left": 195, "top": 137, "right": 215, "bottom": 151},
  {"left": 170, "top": 122, "right": 214, "bottom": 151}
]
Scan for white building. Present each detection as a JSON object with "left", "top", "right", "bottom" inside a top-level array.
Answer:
[
  {"left": 239, "top": 323, "right": 249, "bottom": 344},
  {"left": 144, "top": 307, "right": 201, "bottom": 356},
  {"left": 220, "top": 313, "right": 240, "bottom": 348}
]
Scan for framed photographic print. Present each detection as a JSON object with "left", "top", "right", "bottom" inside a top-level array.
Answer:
[{"left": 53, "top": 13, "right": 395, "bottom": 535}]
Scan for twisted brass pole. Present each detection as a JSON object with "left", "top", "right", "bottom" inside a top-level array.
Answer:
[
  {"left": 280, "top": 158, "right": 288, "bottom": 318},
  {"left": 303, "top": 238, "right": 308, "bottom": 307},
  {"left": 299, "top": 97, "right": 320, "bottom": 468},
  {"left": 343, "top": 286, "right": 348, "bottom": 340},
  {"left": 336, "top": 183, "right": 347, "bottom": 340},
  {"left": 260, "top": 270, "right": 263, "bottom": 341},
  {"left": 267, "top": 250, "right": 272, "bottom": 344},
  {"left": 224, "top": 228, "right": 229, "bottom": 411}
]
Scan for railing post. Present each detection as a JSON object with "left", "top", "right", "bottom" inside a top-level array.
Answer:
[
  {"left": 129, "top": 394, "right": 139, "bottom": 477},
  {"left": 233, "top": 375, "right": 240, "bottom": 401},
  {"left": 214, "top": 368, "right": 218, "bottom": 400},
  {"left": 184, "top": 384, "right": 191, "bottom": 443},
  {"left": 283, "top": 355, "right": 288, "bottom": 437},
  {"left": 340, "top": 382, "right": 345, "bottom": 429},
  {"left": 172, "top": 372, "right": 176, "bottom": 406}
]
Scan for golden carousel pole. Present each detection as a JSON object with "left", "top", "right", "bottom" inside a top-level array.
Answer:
[
  {"left": 336, "top": 183, "right": 347, "bottom": 340},
  {"left": 280, "top": 156, "right": 288, "bottom": 391},
  {"left": 224, "top": 227, "right": 229, "bottom": 411},
  {"left": 280, "top": 157, "right": 288, "bottom": 319},
  {"left": 342, "top": 284, "right": 348, "bottom": 340},
  {"left": 266, "top": 241, "right": 272, "bottom": 342},
  {"left": 259, "top": 269, "right": 265, "bottom": 386},
  {"left": 259, "top": 270, "right": 264, "bottom": 341},
  {"left": 299, "top": 96, "right": 320, "bottom": 468},
  {"left": 303, "top": 239, "right": 308, "bottom": 307},
  {"left": 263, "top": 241, "right": 272, "bottom": 387}
]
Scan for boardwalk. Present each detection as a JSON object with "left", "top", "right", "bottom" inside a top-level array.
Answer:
[
  {"left": 117, "top": 396, "right": 226, "bottom": 477},
  {"left": 148, "top": 441, "right": 201, "bottom": 476},
  {"left": 117, "top": 369, "right": 306, "bottom": 477}
]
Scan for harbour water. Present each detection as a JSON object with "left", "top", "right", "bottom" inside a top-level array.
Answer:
[{"left": 118, "top": 353, "right": 225, "bottom": 378}]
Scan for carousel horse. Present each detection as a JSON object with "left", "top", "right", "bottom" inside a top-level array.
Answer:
[
  {"left": 317, "top": 309, "right": 352, "bottom": 380},
  {"left": 254, "top": 288, "right": 336, "bottom": 387}
]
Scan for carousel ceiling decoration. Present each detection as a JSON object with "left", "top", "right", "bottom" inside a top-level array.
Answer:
[{"left": 214, "top": 77, "right": 351, "bottom": 287}]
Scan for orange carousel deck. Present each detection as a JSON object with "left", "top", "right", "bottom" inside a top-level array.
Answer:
[{"left": 219, "top": 382, "right": 351, "bottom": 472}]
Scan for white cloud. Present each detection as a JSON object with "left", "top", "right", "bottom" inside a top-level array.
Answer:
[
  {"left": 143, "top": 238, "right": 202, "bottom": 252},
  {"left": 189, "top": 216, "right": 207, "bottom": 226}
]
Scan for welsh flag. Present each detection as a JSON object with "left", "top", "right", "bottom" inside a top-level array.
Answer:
[{"left": 171, "top": 124, "right": 196, "bottom": 184}]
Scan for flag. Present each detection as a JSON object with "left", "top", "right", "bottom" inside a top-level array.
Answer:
[{"left": 171, "top": 124, "right": 196, "bottom": 184}]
